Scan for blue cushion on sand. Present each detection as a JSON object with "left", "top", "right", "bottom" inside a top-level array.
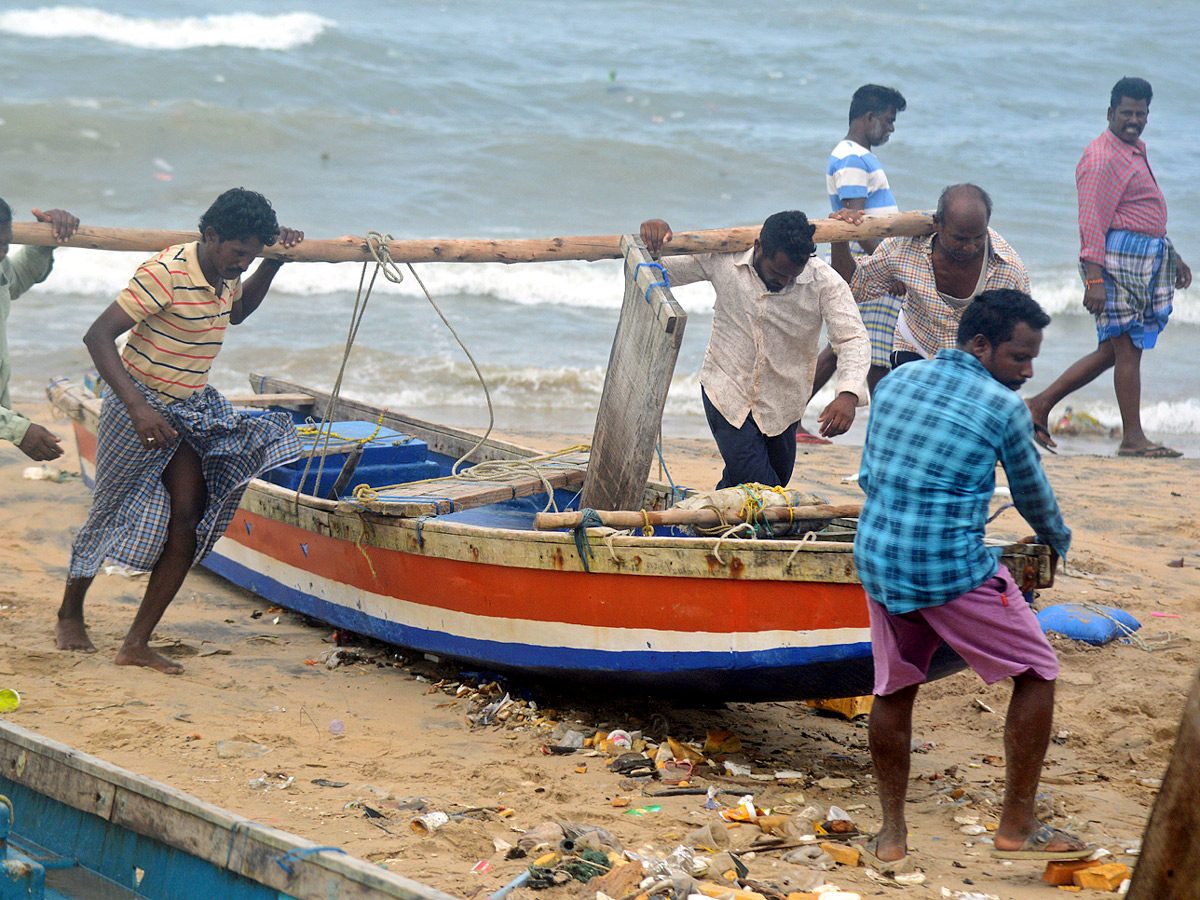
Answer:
[{"left": 1036, "top": 603, "right": 1141, "bottom": 646}]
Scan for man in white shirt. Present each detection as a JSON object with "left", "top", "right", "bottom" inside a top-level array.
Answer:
[{"left": 640, "top": 212, "right": 870, "bottom": 489}]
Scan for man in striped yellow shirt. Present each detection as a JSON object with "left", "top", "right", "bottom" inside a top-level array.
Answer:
[{"left": 56, "top": 188, "right": 303, "bottom": 675}]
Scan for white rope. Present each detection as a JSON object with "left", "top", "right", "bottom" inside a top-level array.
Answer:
[
  {"left": 711, "top": 522, "right": 756, "bottom": 565},
  {"left": 784, "top": 530, "right": 821, "bottom": 572},
  {"left": 1072, "top": 601, "right": 1185, "bottom": 652}
]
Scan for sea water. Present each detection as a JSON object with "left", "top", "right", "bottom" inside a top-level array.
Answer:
[{"left": 2, "top": 1, "right": 1197, "bottom": 455}]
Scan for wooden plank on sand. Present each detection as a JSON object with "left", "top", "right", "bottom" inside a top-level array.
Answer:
[{"left": 579, "top": 235, "right": 686, "bottom": 512}]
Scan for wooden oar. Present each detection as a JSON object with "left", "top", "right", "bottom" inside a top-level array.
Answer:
[
  {"left": 10, "top": 212, "right": 934, "bottom": 264},
  {"left": 534, "top": 503, "right": 861, "bottom": 531}
]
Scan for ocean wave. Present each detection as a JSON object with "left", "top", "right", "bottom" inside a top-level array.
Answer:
[
  {"left": 41, "top": 249, "right": 722, "bottom": 314},
  {"left": 1038, "top": 398, "right": 1200, "bottom": 436},
  {"left": 35, "top": 248, "right": 1195, "bottom": 325},
  {"left": 0, "top": 7, "right": 333, "bottom": 50},
  {"left": 1032, "top": 270, "right": 1199, "bottom": 325}
]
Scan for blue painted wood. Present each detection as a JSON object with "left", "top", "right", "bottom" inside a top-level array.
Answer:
[{"left": 0, "top": 781, "right": 292, "bottom": 900}]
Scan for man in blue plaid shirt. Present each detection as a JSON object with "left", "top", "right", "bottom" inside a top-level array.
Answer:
[{"left": 852, "top": 289, "right": 1089, "bottom": 872}]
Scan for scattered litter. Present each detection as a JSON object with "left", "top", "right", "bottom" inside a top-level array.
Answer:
[
  {"left": 625, "top": 805, "right": 663, "bottom": 816},
  {"left": 312, "top": 778, "right": 348, "bottom": 788},
  {"left": 329, "top": 720, "right": 345, "bottom": 735},
  {"left": 23, "top": 464, "right": 75, "bottom": 482},
  {"left": 607, "top": 729, "right": 633, "bottom": 749},
  {"left": 248, "top": 772, "right": 293, "bottom": 790},
  {"left": 217, "top": 739, "right": 270, "bottom": 759},
  {"left": 411, "top": 811, "right": 450, "bottom": 834}
]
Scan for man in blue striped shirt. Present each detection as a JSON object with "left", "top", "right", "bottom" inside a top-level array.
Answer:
[{"left": 853, "top": 290, "right": 1089, "bottom": 871}]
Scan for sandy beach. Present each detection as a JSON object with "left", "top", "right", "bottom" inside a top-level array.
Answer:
[{"left": 2, "top": 399, "right": 1198, "bottom": 899}]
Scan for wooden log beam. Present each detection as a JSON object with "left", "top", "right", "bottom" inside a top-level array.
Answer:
[
  {"left": 1126, "top": 666, "right": 1200, "bottom": 900},
  {"left": 10, "top": 212, "right": 934, "bottom": 264},
  {"left": 534, "top": 503, "right": 861, "bottom": 531}
]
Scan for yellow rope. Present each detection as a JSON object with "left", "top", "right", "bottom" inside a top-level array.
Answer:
[
  {"left": 350, "top": 443, "right": 591, "bottom": 510},
  {"left": 640, "top": 509, "right": 653, "bottom": 537},
  {"left": 297, "top": 408, "right": 387, "bottom": 445}
]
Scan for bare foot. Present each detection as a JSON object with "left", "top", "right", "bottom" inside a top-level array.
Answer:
[
  {"left": 1024, "top": 399, "right": 1056, "bottom": 449},
  {"left": 115, "top": 644, "right": 183, "bottom": 675},
  {"left": 55, "top": 617, "right": 97, "bottom": 652}
]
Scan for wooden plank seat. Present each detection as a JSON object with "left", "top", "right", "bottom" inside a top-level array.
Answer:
[{"left": 350, "top": 449, "right": 591, "bottom": 517}]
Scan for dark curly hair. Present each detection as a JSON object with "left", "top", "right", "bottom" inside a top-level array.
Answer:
[
  {"left": 957, "top": 289, "right": 1051, "bottom": 348},
  {"left": 198, "top": 188, "right": 280, "bottom": 245},
  {"left": 758, "top": 211, "right": 816, "bottom": 266},
  {"left": 0, "top": 198, "right": 12, "bottom": 230},
  {"left": 849, "top": 84, "right": 907, "bottom": 125},
  {"left": 1110, "top": 76, "right": 1152, "bottom": 110}
]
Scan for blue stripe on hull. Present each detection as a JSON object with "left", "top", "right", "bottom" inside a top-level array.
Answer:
[{"left": 202, "top": 551, "right": 968, "bottom": 701}]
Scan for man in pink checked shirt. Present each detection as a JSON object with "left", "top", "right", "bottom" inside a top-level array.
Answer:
[{"left": 1027, "top": 77, "right": 1191, "bottom": 458}]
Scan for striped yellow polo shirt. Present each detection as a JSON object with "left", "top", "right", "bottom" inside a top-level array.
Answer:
[{"left": 116, "top": 242, "right": 242, "bottom": 402}]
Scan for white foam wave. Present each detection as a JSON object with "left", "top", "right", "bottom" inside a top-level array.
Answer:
[
  {"left": 0, "top": 7, "right": 333, "bottom": 50},
  {"left": 41, "top": 249, "right": 721, "bottom": 313},
  {"left": 1038, "top": 398, "right": 1200, "bottom": 436},
  {"left": 1033, "top": 270, "right": 1200, "bottom": 325},
  {"left": 35, "top": 248, "right": 1194, "bottom": 326}
]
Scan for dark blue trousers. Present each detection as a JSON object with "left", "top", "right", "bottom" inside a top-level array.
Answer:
[{"left": 701, "top": 388, "right": 798, "bottom": 490}]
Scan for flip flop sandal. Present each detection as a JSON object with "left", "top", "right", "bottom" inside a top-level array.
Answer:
[
  {"left": 1032, "top": 423, "right": 1057, "bottom": 454},
  {"left": 1116, "top": 444, "right": 1183, "bottom": 458},
  {"left": 855, "top": 838, "right": 914, "bottom": 875},
  {"left": 990, "top": 823, "right": 1092, "bottom": 860}
]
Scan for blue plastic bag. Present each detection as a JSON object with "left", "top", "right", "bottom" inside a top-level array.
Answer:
[{"left": 1036, "top": 603, "right": 1141, "bottom": 646}]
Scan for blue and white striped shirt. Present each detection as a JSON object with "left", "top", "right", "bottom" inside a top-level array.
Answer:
[
  {"left": 827, "top": 140, "right": 898, "bottom": 216},
  {"left": 853, "top": 349, "right": 1070, "bottom": 614}
]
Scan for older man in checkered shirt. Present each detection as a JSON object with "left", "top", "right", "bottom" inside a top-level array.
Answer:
[{"left": 830, "top": 184, "right": 1029, "bottom": 375}]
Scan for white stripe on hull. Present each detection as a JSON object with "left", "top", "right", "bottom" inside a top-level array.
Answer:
[{"left": 213, "top": 538, "right": 870, "bottom": 655}]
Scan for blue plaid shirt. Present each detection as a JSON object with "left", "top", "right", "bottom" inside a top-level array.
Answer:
[{"left": 853, "top": 349, "right": 1070, "bottom": 614}]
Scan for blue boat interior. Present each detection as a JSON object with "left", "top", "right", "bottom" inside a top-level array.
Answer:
[{"left": 251, "top": 413, "right": 705, "bottom": 535}]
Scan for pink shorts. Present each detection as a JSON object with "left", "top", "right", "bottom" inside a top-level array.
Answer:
[{"left": 867, "top": 565, "right": 1059, "bottom": 696}]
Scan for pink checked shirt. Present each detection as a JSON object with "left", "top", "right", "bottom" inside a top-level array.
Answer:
[{"left": 1077, "top": 128, "right": 1167, "bottom": 266}]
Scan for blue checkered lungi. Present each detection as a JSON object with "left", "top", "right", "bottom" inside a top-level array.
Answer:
[
  {"left": 858, "top": 292, "right": 903, "bottom": 367},
  {"left": 1090, "top": 230, "right": 1178, "bottom": 350},
  {"left": 829, "top": 247, "right": 900, "bottom": 367},
  {"left": 68, "top": 381, "right": 301, "bottom": 578}
]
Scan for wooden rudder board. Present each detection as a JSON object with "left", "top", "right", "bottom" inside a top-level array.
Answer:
[{"left": 580, "top": 235, "right": 687, "bottom": 511}]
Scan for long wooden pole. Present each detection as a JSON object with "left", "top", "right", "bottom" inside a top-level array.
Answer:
[
  {"left": 534, "top": 503, "right": 861, "bottom": 531},
  {"left": 1126, "top": 666, "right": 1200, "bottom": 899},
  {"left": 10, "top": 212, "right": 934, "bottom": 264}
]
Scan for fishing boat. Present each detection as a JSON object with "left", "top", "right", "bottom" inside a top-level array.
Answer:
[
  {"left": 38, "top": 216, "right": 1054, "bottom": 702},
  {"left": 0, "top": 719, "right": 455, "bottom": 900},
  {"left": 46, "top": 369, "right": 1051, "bottom": 702}
]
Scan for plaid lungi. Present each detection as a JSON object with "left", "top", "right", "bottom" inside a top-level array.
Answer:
[
  {"left": 829, "top": 247, "right": 900, "bottom": 367},
  {"left": 1088, "top": 229, "right": 1178, "bottom": 350},
  {"left": 68, "top": 381, "right": 301, "bottom": 578},
  {"left": 858, "top": 292, "right": 903, "bottom": 367}
]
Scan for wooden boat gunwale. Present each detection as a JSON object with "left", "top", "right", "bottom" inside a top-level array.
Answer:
[{"left": 0, "top": 719, "right": 457, "bottom": 900}]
